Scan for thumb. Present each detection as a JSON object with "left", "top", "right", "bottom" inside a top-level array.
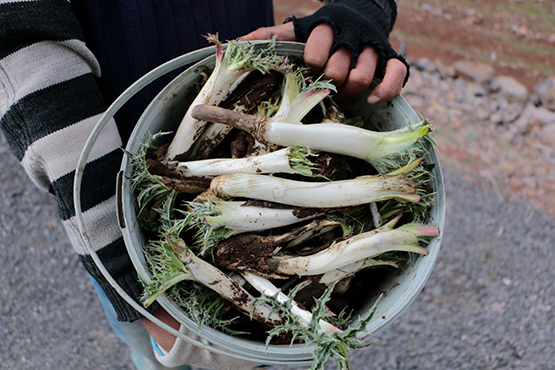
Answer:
[{"left": 240, "top": 23, "right": 295, "bottom": 42}]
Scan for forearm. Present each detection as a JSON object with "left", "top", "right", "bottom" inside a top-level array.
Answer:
[
  {"left": 140, "top": 307, "right": 269, "bottom": 369},
  {"left": 140, "top": 307, "right": 180, "bottom": 352},
  {"left": 0, "top": 0, "right": 154, "bottom": 321}
]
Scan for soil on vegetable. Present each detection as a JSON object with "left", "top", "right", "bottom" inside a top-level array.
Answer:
[
  {"left": 216, "top": 233, "right": 284, "bottom": 277},
  {"left": 293, "top": 278, "right": 327, "bottom": 310},
  {"left": 221, "top": 70, "right": 283, "bottom": 112}
]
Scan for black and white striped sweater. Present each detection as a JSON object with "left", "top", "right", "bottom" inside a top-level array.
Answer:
[{"left": 0, "top": 0, "right": 149, "bottom": 322}]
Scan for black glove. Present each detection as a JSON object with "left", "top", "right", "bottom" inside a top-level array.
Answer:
[
  {"left": 290, "top": 1, "right": 409, "bottom": 85},
  {"left": 335, "top": 0, "right": 398, "bottom": 36}
]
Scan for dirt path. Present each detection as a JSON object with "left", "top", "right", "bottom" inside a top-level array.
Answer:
[
  {"left": 392, "top": 0, "right": 555, "bottom": 91},
  {"left": 275, "top": 0, "right": 555, "bottom": 216},
  {"left": 275, "top": 0, "right": 555, "bottom": 91}
]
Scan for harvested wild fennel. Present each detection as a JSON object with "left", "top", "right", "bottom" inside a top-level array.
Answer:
[{"left": 128, "top": 36, "right": 439, "bottom": 370}]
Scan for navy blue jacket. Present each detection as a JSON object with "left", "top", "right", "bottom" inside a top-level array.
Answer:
[{"left": 71, "top": 0, "right": 275, "bottom": 141}]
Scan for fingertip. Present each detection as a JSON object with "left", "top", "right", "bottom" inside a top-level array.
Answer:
[
  {"left": 367, "top": 94, "right": 380, "bottom": 105},
  {"left": 240, "top": 24, "right": 296, "bottom": 42},
  {"left": 240, "top": 28, "right": 267, "bottom": 41},
  {"left": 367, "top": 59, "right": 408, "bottom": 103},
  {"left": 385, "top": 58, "right": 408, "bottom": 89}
]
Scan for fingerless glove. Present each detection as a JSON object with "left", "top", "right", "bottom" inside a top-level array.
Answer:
[{"left": 291, "top": 1, "right": 409, "bottom": 84}]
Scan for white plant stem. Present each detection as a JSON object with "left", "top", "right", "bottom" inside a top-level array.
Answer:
[
  {"left": 263, "top": 121, "right": 429, "bottom": 162},
  {"left": 271, "top": 72, "right": 332, "bottom": 124},
  {"left": 270, "top": 226, "right": 437, "bottom": 276},
  {"left": 176, "top": 148, "right": 305, "bottom": 178},
  {"left": 210, "top": 173, "right": 421, "bottom": 207},
  {"left": 165, "top": 68, "right": 254, "bottom": 160},
  {"left": 169, "top": 238, "right": 281, "bottom": 326},
  {"left": 191, "top": 104, "right": 430, "bottom": 163},
  {"left": 202, "top": 200, "right": 323, "bottom": 234},
  {"left": 241, "top": 271, "right": 342, "bottom": 334}
]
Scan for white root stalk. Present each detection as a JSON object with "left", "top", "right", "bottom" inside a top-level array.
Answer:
[
  {"left": 188, "top": 84, "right": 252, "bottom": 160},
  {"left": 241, "top": 271, "right": 342, "bottom": 334},
  {"left": 272, "top": 73, "right": 331, "bottom": 124},
  {"left": 263, "top": 121, "right": 429, "bottom": 163},
  {"left": 164, "top": 57, "right": 222, "bottom": 160},
  {"left": 176, "top": 148, "right": 305, "bottom": 178},
  {"left": 270, "top": 226, "right": 437, "bottom": 276},
  {"left": 170, "top": 239, "right": 281, "bottom": 326},
  {"left": 165, "top": 69, "right": 254, "bottom": 160},
  {"left": 211, "top": 173, "right": 421, "bottom": 208},
  {"left": 319, "top": 211, "right": 402, "bottom": 286},
  {"left": 202, "top": 201, "right": 323, "bottom": 234},
  {"left": 191, "top": 104, "right": 430, "bottom": 163}
]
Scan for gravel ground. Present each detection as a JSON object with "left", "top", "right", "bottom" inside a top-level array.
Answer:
[{"left": 2, "top": 125, "right": 554, "bottom": 370}]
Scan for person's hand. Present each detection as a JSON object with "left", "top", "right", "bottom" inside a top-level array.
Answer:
[
  {"left": 141, "top": 307, "right": 267, "bottom": 368},
  {"left": 141, "top": 307, "right": 180, "bottom": 352},
  {"left": 241, "top": 22, "right": 407, "bottom": 104}
]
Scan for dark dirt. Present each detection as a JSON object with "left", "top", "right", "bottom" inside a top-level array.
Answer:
[{"left": 217, "top": 233, "right": 285, "bottom": 278}]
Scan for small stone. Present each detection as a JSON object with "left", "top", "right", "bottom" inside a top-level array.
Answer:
[
  {"left": 453, "top": 60, "right": 495, "bottom": 83},
  {"left": 503, "top": 104, "right": 521, "bottom": 123},
  {"left": 524, "top": 105, "right": 555, "bottom": 125},
  {"left": 490, "top": 76, "right": 529, "bottom": 105},
  {"left": 541, "top": 123, "right": 555, "bottom": 143},
  {"left": 534, "top": 76, "right": 555, "bottom": 96},
  {"left": 435, "top": 59, "right": 455, "bottom": 80},
  {"left": 512, "top": 115, "right": 529, "bottom": 132},
  {"left": 534, "top": 76, "right": 555, "bottom": 111},
  {"left": 476, "top": 108, "right": 490, "bottom": 121},
  {"left": 465, "top": 83, "right": 487, "bottom": 98},
  {"left": 405, "top": 95, "right": 426, "bottom": 108},
  {"left": 510, "top": 25, "right": 528, "bottom": 38},
  {"left": 490, "top": 111, "right": 503, "bottom": 124},
  {"left": 413, "top": 57, "right": 432, "bottom": 71},
  {"left": 491, "top": 302, "right": 504, "bottom": 314},
  {"left": 402, "top": 72, "right": 423, "bottom": 96}
]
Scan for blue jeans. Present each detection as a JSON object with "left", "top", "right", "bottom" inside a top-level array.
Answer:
[{"left": 90, "top": 277, "right": 192, "bottom": 370}]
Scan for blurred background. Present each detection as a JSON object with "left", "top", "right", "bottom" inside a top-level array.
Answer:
[
  {"left": 2, "top": 1, "right": 555, "bottom": 369},
  {"left": 276, "top": 0, "right": 555, "bottom": 215}
]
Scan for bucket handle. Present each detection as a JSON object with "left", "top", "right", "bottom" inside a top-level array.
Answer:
[{"left": 73, "top": 44, "right": 261, "bottom": 361}]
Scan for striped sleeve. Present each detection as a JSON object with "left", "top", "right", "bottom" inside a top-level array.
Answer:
[{"left": 0, "top": 0, "right": 158, "bottom": 322}]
